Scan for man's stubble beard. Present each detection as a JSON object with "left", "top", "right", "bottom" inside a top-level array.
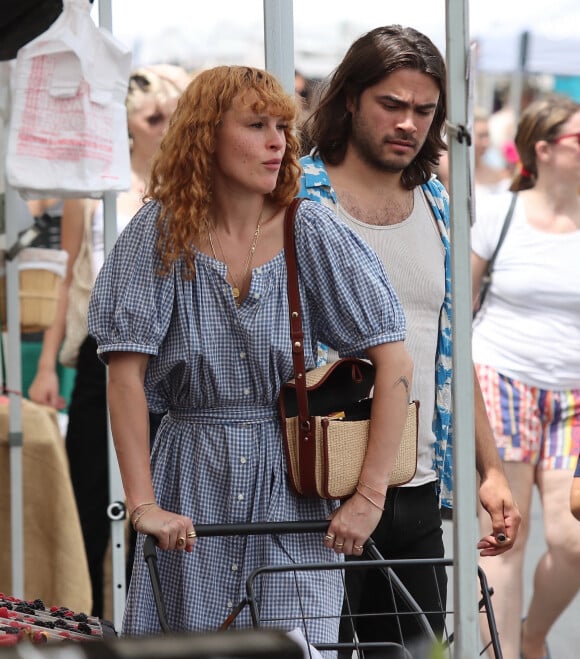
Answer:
[{"left": 350, "top": 112, "right": 416, "bottom": 175}]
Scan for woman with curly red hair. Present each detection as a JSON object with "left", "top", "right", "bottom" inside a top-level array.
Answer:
[{"left": 88, "top": 65, "right": 412, "bottom": 644}]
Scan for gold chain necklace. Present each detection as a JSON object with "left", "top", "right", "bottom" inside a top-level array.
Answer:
[{"left": 207, "top": 207, "right": 264, "bottom": 306}]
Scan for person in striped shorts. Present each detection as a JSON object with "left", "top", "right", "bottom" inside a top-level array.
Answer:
[{"left": 472, "top": 94, "right": 580, "bottom": 659}]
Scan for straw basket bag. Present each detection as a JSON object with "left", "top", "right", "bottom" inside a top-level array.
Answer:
[
  {"left": 279, "top": 200, "right": 419, "bottom": 500},
  {"left": 0, "top": 247, "right": 68, "bottom": 333}
]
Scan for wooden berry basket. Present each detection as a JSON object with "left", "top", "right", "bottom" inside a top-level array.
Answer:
[{"left": 0, "top": 248, "right": 68, "bottom": 333}]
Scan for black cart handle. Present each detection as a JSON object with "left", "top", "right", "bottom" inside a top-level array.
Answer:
[{"left": 144, "top": 520, "right": 331, "bottom": 560}]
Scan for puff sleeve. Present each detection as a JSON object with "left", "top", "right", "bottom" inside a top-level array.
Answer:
[
  {"left": 87, "top": 201, "right": 175, "bottom": 362},
  {"left": 294, "top": 199, "right": 406, "bottom": 356}
]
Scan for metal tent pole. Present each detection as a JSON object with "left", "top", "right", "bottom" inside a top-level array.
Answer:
[
  {"left": 97, "top": 0, "right": 127, "bottom": 634},
  {"left": 263, "top": 0, "right": 295, "bottom": 94},
  {"left": 445, "top": 0, "right": 480, "bottom": 656},
  {"left": 4, "top": 182, "right": 26, "bottom": 599},
  {"left": 510, "top": 31, "right": 530, "bottom": 124}
]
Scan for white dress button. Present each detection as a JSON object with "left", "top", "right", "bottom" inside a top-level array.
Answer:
[
  {"left": 240, "top": 351, "right": 246, "bottom": 359},
  {"left": 240, "top": 456, "right": 247, "bottom": 464},
  {"left": 237, "top": 493, "right": 244, "bottom": 501},
  {"left": 231, "top": 564, "right": 238, "bottom": 572},
  {"left": 243, "top": 388, "right": 250, "bottom": 395}
]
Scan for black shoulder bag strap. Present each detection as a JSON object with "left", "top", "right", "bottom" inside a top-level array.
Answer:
[{"left": 475, "top": 192, "right": 518, "bottom": 314}]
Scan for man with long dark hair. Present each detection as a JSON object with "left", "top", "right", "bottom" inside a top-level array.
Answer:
[{"left": 299, "top": 25, "right": 521, "bottom": 656}]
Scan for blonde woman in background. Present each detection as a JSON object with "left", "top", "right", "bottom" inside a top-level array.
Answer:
[{"left": 28, "top": 65, "right": 191, "bottom": 618}]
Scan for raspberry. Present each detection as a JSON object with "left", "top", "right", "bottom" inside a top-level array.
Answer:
[
  {"left": 32, "top": 631, "right": 49, "bottom": 644},
  {"left": 0, "top": 635, "right": 19, "bottom": 646}
]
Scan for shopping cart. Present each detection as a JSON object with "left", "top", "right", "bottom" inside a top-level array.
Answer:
[{"left": 144, "top": 521, "right": 502, "bottom": 658}]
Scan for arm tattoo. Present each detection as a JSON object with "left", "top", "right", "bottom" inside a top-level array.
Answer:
[{"left": 394, "top": 375, "right": 410, "bottom": 397}]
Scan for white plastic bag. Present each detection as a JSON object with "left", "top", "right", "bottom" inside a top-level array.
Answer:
[
  {"left": 6, "top": 0, "right": 132, "bottom": 199},
  {"left": 286, "top": 629, "right": 324, "bottom": 659}
]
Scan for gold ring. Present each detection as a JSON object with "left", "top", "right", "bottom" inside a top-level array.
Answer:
[
  {"left": 335, "top": 542, "right": 344, "bottom": 548},
  {"left": 354, "top": 544, "right": 364, "bottom": 551},
  {"left": 324, "top": 534, "right": 335, "bottom": 541},
  {"left": 187, "top": 530, "right": 197, "bottom": 539},
  {"left": 176, "top": 536, "right": 186, "bottom": 547}
]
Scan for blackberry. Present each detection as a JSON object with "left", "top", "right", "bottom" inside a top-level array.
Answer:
[
  {"left": 77, "top": 622, "right": 92, "bottom": 635},
  {"left": 14, "top": 605, "right": 35, "bottom": 615},
  {"left": 73, "top": 612, "right": 88, "bottom": 623},
  {"left": 34, "top": 619, "right": 56, "bottom": 629},
  {"left": 50, "top": 608, "right": 68, "bottom": 618}
]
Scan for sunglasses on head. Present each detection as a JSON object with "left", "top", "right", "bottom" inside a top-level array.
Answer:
[
  {"left": 129, "top": 74, "right": 151, "bottom": 92},
  {"left": 549, "top": 132, "right": 580, "bottom": 145}
]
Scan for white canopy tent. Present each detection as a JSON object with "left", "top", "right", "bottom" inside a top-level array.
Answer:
[
  {"left": 477, "top": 32, "right": 580, "bottom": 77},
  {"left": 472, "top": 0, "right": 580, "bottom": 76},
  {"left": 3, "top": 0, "right": 480, "bottom": 654}
]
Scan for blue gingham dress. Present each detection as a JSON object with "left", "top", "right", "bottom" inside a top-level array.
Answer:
[{"left": 88, "top": 198, "right": 406, "bottom": 645}]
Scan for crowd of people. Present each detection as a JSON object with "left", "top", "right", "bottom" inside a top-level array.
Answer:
[{"left": 10, "top": 18, "right": 580, "bottom": 659}]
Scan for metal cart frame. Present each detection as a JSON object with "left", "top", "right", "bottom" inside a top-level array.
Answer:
[{"left": 144, "top": 521, "right": 503, "bottom": 658}]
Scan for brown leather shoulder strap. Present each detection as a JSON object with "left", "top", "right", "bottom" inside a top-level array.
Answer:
[
  {"left": 283, "top": 198, "right": 317, "bottom": 494},
  {"left": 284, "top": 198, "right": 310, "bottom": 425}
]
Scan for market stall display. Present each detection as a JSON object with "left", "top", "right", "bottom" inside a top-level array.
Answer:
[
  {"left": 0, "top": 397, "right": 92, "bottom": 614},
  {"left": 0, "top": 594, "right": 106, "bottom": 646}
]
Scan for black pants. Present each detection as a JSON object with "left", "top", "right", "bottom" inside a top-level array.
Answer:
[
  {"left": 65, "top": 335, "right": 109, "bottom": 618},
  {"left": 338, "top": 482, "right": 447, "bottom": 658}
]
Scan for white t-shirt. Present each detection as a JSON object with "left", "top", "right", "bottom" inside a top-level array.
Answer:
[
  {"left": 336, "top": 187, "right": 445, "bottom": 485},
  {"left": 472, "top": 192, "right": 580, "bottom": 390},
  {"left": 92, "top": 202, "right": 133, "bottom": 276}
]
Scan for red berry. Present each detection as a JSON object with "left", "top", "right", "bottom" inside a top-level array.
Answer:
[{"left": 0, "top": 635, "right": 19, "bottom": 646}]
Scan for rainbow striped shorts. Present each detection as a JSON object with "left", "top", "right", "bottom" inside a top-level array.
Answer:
[{"left": 475, "top": 363, "right": 580, "bottom": 470}]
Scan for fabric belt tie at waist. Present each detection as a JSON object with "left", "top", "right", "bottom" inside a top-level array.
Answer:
[{"left": 167, "top": 405, "right": 278, "bottom": 424}]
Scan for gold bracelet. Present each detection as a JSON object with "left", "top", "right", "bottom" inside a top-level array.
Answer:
[
  {"left": 132, "top": 505, "right": 158, "bottom": 533},
  {"left": 129, "top": 501, "right": 156, "bottom": 521},
  {"left": 130, "top": 502, "right": 157, "bottom": 530},
  {"left": 357, "top": 479, "right": 387, "bottom": 498},
  {"left": 355, "top": 486, "right": 385, "bottom": 512}
]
